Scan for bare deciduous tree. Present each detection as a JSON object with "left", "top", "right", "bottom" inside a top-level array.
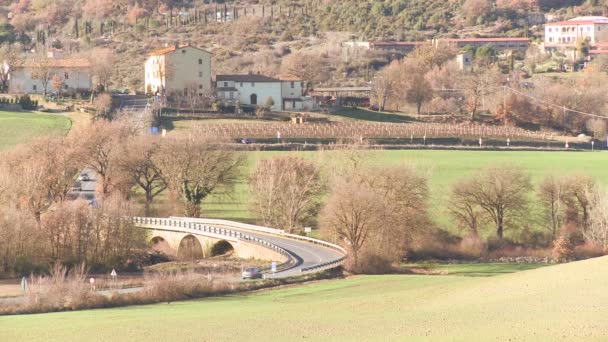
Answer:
[
  {"left": 450, "top": 181, "right": 486, "bottom": 239},
  {"left": 410, "top": 43, "right": 457, "bottom": 70},
  {"left": 156, "top": 137, "right": 244, "bottom": 218},
  {"left": 459, "top": 66, "right": 501, "bottom": 121},
  {"left": 320, "top": 174, "right": 383, "bottom": 270},
  {"left": 0, "top": 137, "right": 82, "bottom": 224},
  {"left": 88, "top": 48, "right": 115, "bottom": 91},
  {"left": 538, "top": 175, "right": 565, "bottom": 240},
  {"left": 321, "top": 163, "right": 430, "bottom": 272},
  {"left": 29, "top": 53, "right": 53, "bottom": 96},
  {"left": 119, "top": 136, "right": 166, "bottom": 216},
  {"left": 249, "top": 156, "right": 324, "bottom": 234},
  {"left": 51, "top": 74, "right": 65, "bottom": 97},
  {"left": 280, "top": 52, "right": 329, "bottom": 91},
  {"left": 451, "top": 166, "right": 532, "bottom": 239},
  {"left": 585, "top": 188, "right": 608, "bottom": 251},
  {"left": 0, "top": 44, "right": 18, "bottom": 93},
  {"left": 561, "top": 174, "right": 596, "bottom": 230},
  {"left": 405, "top": 72, "right": 434, "bottom": 115},
  {"left": 371, "top": 62, "right": 398, "bottom": 111},
  {"left": 93, "top": 93, "right": 113, "bottom": 119},
  {"left": 78, "top": 119, "right": 134, "bottom": 197}
]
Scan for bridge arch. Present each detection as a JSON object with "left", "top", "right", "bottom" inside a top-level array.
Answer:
[
  {"left": 177, "top": 234, "right": 204, "bottom": 261},
  {"left": 150, "top": 236, "right": 175, "bottom": 256},
  {"left": 211, "top": 240, "right": 235, "bottom": 256}
]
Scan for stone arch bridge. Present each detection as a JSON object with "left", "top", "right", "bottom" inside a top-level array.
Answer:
[{"left": 133, "top": 217, "right": 347, "bottom": 277}]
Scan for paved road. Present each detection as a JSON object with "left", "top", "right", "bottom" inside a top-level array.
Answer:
[
  {"left": 223, "top": 227, "right": 343, "bottom": 278},
  {"left": 67, "top": 168, "right": 97, "bottom": 205}
]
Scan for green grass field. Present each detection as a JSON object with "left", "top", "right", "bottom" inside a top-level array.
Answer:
[
  {"left": 2, "top": 258, "right": 607, "bottom": 341},
  {"left": 0, "top": 111, "right": 72, "bottom": 150},
  {"left": 190, "top": 150, "right": 608, "bottom": 234}
]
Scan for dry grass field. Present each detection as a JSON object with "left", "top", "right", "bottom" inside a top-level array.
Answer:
[{"left": 2, "top": 257, "right": 607, "bottom": 341}]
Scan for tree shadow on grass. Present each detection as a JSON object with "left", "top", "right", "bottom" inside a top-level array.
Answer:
[{"left": 331, "top": 107, "right": 416, "bottom": 123}]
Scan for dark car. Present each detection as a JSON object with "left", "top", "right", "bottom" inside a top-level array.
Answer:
[{"left": 241, "top": 138, "right": 255, "bottom": 144}]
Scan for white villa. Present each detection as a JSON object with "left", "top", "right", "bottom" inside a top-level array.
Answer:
[
  {"left": 545, "top": 16, "right": 608, "bottom": 48},
  {"left": 216, "top": 73, "right": 313, "bottom": 111},
  {"left": 144, "top": 44, "right": 212, "bottom": 96},
  {"left": 8, "top": 58, "right": 92, "bottom": 94}
]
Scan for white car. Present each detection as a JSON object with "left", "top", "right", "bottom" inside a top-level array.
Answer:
[{"left": 242, "top": 267, "right": 262, "bottom": 279}]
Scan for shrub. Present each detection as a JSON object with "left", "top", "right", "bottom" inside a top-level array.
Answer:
[
  {"left": 19, "top": 94, "right": 36, "bottom": 110},
  {"left": 553, "top": 234, "right": 575, "bottom": 262}
]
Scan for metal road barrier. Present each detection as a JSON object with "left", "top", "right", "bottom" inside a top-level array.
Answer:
[
  {"left": 134, "top": 217, "right": 347, "bottom": 275},
  {"left": 168, "top": 217, "right": 347, "bottom": 273}
]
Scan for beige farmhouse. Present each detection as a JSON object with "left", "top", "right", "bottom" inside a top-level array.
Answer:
[
  {"left": 9, "top": 58, "right": 92, "bottom": 94},
  {"left": 144, "top": 44, "right": 212, "bottom": 96}
]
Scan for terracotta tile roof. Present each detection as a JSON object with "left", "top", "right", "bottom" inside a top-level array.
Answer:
[
  {"left": 546, "top": 20, "right": 605, "bottom": 26},
  {"left": 16, "top": 58, "right": 92, "bottom": 68},
  {"left": 148, "top": 44, "right": 211, "bottom": 56},
  {"left": 279, "top": 74, "right": 302, "bottom": 81},
  {"left": 447, "top": 37, "right": 530, "bottom": 43},
  {"left": 216, "top": 74, "right": 280, "bottom": 82},
  {"left": 370, "top": 41, "right": 424, "bottom": 46},
  {"left": 546, "top": 16, "right": 608, "bottom": 26}
]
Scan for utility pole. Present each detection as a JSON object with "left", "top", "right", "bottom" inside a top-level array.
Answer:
[
  {"left": 503, "top": 85, "right": 506, "bottom": 112},
  {"left": 563, "top": 105, "right": 567, "bottom": 134}
]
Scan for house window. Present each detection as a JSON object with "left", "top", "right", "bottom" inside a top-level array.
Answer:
[
  {"left": 33, "top": 85, "right": 37, "bottom": 91},
  {"left": 549, "top": 28, "right": 552, "bottom": 32},
  {"left": 251, "top": 82, "right": 255, "bottom": 87},
  {"left": 198, "top": 58, "right": 203, "bottom": 64},
  {"left": 224, "top": 82, "right": 228, "bottom": 87},
  {"left": 64, "top": 85, "right": 68, "bottom": 90},
  {"left": 64, "top": 72, "right": 69, "bottom": 80},
  {"left": 240, "top": 82, "right": 243, "bottom": 87},
  {"left": 182, "top": 50, "right": 186, "bottom": 54},
  {"left": 199, "top": 85, "right": 203, "bottom": 89},
  {"left": 290, "top": 81, "right": 294, "bottom": 88},
  {"left": 199, "top": 72, "right": 203, "bottom": 77},
  {"left": 229, "top": 92, "right": 234, "bottom": 99}
]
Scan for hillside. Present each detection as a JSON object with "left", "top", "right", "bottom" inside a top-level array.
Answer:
[
  {"left": 1, "top": 0, "right": 607, "bottom": 91},
  {"left": 3, "top": 256, "right": 608, "bottom": 340}
]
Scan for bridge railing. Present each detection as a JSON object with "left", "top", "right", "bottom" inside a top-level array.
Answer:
[
  {"left": 133, "top": 217, "right": 297, "bottom": 272},
  {"left": 168, "top": 217, "right": 347, "bottom": 273}
]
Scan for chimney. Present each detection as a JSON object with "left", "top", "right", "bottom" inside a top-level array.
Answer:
[
  {"left": 174, "top": 41, "right": 179, "bottom": 49},
  {"left": 257, "top": 71, "right": 261, "bottom": 75}
]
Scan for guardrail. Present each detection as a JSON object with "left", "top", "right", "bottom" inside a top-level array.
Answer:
[
  {"left": 169, "top": 217, "right": 347, "bottom": 273},
  {"left": 133, "top": 217, "right": 296, "bottom": 273},
  {"left": 170, "top": 217, "right": 285, "bottom": 235}
]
